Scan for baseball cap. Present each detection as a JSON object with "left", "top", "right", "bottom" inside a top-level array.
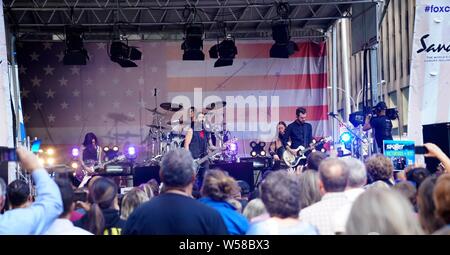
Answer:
[{"left": 375, "top": 102, "right": 387, "bottom": 110}]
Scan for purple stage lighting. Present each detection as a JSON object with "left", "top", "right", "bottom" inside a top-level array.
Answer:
[
  {"left": 72, "top": 148, "right": 79, "bottom": 157},
  {"left": 128, "top": 146, "right": 136, "bottom": 156},
  {"left": 229, "top": 143, "right": 238, "bottom": 152}
]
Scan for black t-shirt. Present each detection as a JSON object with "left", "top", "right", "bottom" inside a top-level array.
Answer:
[
  {"left": 123, "top": 193, "right": 228, "bottom": 235},
  {"left": 370, "top": 116, "right": 393, "bottom": 150},
  {"left": 283, "top": 121, "right": 313, "bottom": 149},
  {"left": 83, "top": 145, "right": 99, "bottom": 162}
]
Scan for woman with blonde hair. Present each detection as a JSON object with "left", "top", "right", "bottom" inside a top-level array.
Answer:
[
  {"left": 121, "top": 188, "right": 150, "bottom": 220},
  {"left": 138, "top": 182, "right": 155, "bottom": 200},
  {"left": 199, "top": 169, "right": 249, "bottom": 235},
  {"left": 243, "top": 198, "right": 268, "bottom": 222}
]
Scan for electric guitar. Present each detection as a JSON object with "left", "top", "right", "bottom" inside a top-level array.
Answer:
[
  {"left": 282, "top": 136, "right": 332, "bottom": 168},
  {"left": 193, "top": 138, "right": 238, "bottom": 174},
  {"left": 76, "top": 155, "right": 126, "bottom": 188}
]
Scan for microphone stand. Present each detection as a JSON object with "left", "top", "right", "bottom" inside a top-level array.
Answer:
[
  {"left": 329, "top": 114, "right": 366, "bottom": 143},
  {"left": 329, "top": 114, "right": 368, "bottom": 159}
]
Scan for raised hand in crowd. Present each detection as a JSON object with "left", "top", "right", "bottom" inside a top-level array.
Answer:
[
  {"left": 0, "top": 147, "right": 63, "bottom": 235},
  {"left": 424, "top": 143, "right": 450, "bottom": 173},
  {"left": 16, "top": 146, "right": 43, "bottom": 173}
]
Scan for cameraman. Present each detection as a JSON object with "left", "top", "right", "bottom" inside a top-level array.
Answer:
[{"left": 363, "top": 101, "right": 393, "bottom": 153}]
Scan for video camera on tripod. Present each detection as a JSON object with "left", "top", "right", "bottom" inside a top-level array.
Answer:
[
  {"left": 370, "top": 101, "right": 399, "bottom": 120},
  {"left": 349, "top": 102, "right": 398, "bottom": 128}
]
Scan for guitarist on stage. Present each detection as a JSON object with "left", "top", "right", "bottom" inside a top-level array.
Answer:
[
  {"left": 283, "top": 107, "right": 313, "bottom": 163},
  {"left": 76, "top": 132, "right": 102, "bottom": 185},
  {"left": 184, "top": 110, "right": 214, "bottom": 187},
  {"left": 269, "top": 121, "right": 288, "bottom": 170}
]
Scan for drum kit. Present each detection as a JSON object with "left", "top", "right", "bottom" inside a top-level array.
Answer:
[{"left": 144, "top": 99, "right": 230, "bottom": 165}]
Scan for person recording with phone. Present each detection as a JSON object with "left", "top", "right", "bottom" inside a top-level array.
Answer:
[
  {"left": 45, "top": 178, "right": 92, "bottom": 235},
  {"left": 423, "top": 143, "right": 450, "bottom": 174},
  {"left": 0, "top": 147, "right": 63, "bottom": 234},
  {"left": 363, "top": 102, "right": 393, "bottom": 153}
]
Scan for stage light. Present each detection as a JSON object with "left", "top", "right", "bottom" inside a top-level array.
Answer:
[
  {"left": 225, "top": 142, "right": 239, "bottom": 160},
  {"left": 109, "top": 41, "right": 142, "bottom": 68},
  {"left": 38, "top": 149, "right": 44, "bottom": 153},
  {"left": 209, "top": 36, "right": 238, "bottom": 67},
  {"left": 270, "top": 21, "right": 299, "bottom": 59},
  {"left": 182, "top": 24, "right": 205, "bottom": 61},
  {"left": 104, "top": 145, "right": 119, "bottom": 161},
  {"left": 250, "top": 141, "right": 266, "bottom": 157},
  {"left": 340, "top": 132, "right": 352, "bottom": 144},
  {"left": 71, "top": 148, "right": 79, "bottom": 157},
  {"left": 71, "top": 161, "right": 79, "bottom": 169},
  {"left": 128, "top": 146, "right": 136, "bottom": 156},
  {"left": 63, "top": 25, "right": 89, "bottom": 65},
  {"left": 126, "top": 146, "right": 137, "bottom": 160},
  {"left": 46, "top": 148, "right": 55, "bottom": 156},
  {"left": 228, "top": 143, "right": 237, "bottom": 152},
  {"left": 47, "top": 157, "right": 55, "bottom": 166}
]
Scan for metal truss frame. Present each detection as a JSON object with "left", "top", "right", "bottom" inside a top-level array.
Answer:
[{"left": 3, "top": 0, "right": 381, "bottom": 40}]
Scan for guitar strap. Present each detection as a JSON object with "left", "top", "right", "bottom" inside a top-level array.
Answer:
[
  {"left": 303, "top": 124, "right": 307, "bottom": 147},
  {"left": 78, "top": 175, "right": 92, "bottom": 188},
  {"left": 97, "top": 145, "right": 102, "bottom": 164}
]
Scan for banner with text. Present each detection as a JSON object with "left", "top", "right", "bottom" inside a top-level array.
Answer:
[{"left": 409, "top": 0, "right": 450, "bottom": 144}]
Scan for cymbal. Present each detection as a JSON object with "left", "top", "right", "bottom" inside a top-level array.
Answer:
[
  {"left": 107, "top": 113, "right": 135, "bottom": 123},
  {"left": 160, "top": 103, "right": 183, "bottom": 112},
  {"left": 146, "top": 108, "right": 165, "bottom": 115},
  {"left": 146, "top": 124, "right": 167, "bottom": 129},
  {"left": 206, "top": 101, "right": 227, "bottom": 110},
  {"left": 167, "top": 119, "right": 189, "bottom": 125}
]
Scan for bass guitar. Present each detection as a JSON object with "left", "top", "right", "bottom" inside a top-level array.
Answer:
[{"left": 193, "top": 138, "right": 238, "bottom": 174}]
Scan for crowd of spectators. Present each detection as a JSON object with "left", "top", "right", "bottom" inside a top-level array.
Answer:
[{"left": 1, "top": 143, "right": 449, "bottom": 235}]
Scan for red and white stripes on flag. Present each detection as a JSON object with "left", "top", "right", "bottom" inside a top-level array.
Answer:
[
  {"left": 18, "top": 40, "right": 328, "bottom": 158},
  {"left": 166, "top": 41, "right": 328, "bottom": 153}
]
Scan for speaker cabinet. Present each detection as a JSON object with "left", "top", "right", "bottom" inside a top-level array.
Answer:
[
  {"left": 210, "top": 162, "right": 254, "bottom": 192},
  {"left": 133, "top": 165, "right": 160, "bottom": 187},
  {"left": 423, "top": 122, "right": 450, "bottom": 172}
]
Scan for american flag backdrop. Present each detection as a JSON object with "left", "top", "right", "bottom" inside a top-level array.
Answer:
[{"left": 17, "top": 40, "right": 328, "bottom": 162}]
